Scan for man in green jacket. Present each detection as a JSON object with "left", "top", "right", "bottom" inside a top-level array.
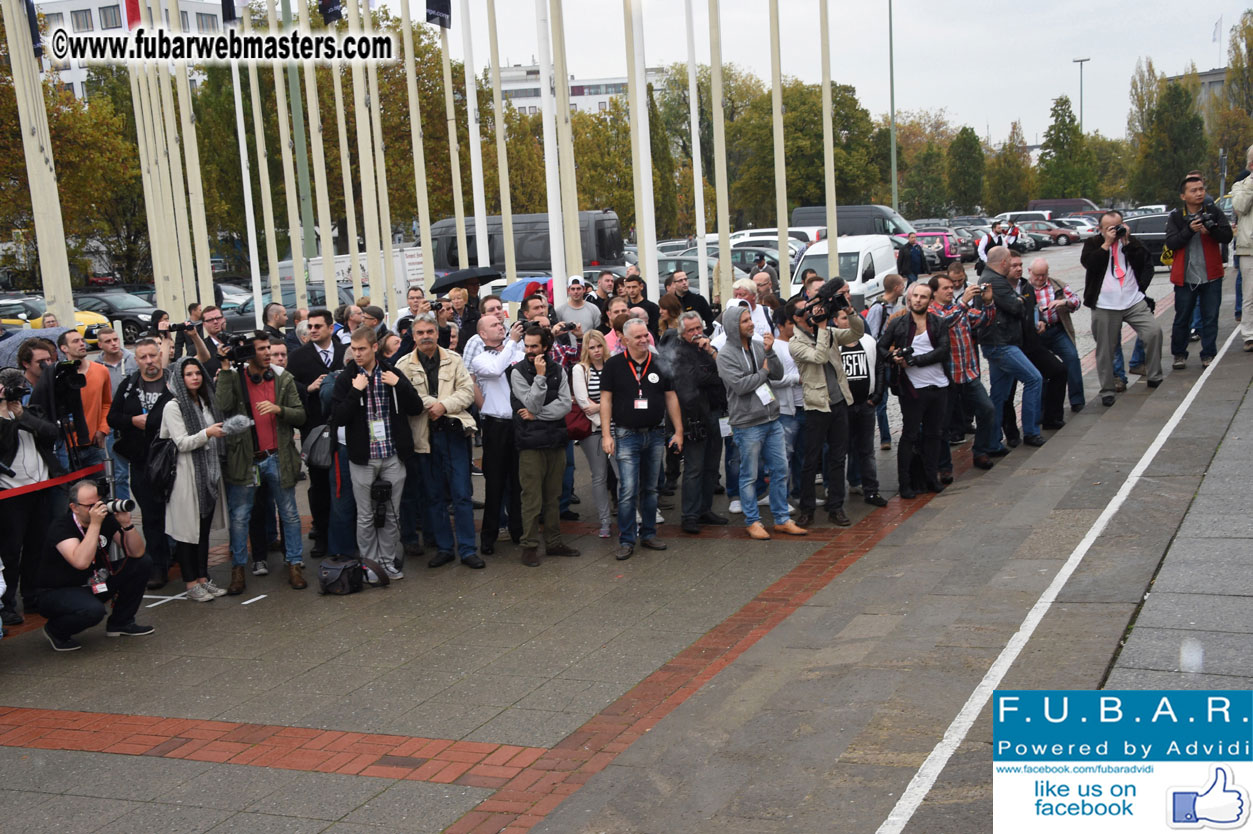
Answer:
[{"left": 216, "top": 332, "right": 308, "bottom": 594}]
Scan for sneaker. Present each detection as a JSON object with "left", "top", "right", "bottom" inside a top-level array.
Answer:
[
  {"left": 471, "top": 463, "right": 484, "bottom": 476},
  {"left": 44, "top": 626, "right": 81, "bottom": 652},
  {"left": 1202, "top": 356, "right": 1213, "bottom": 367},
  {"left": 757, "top": 495, "right": 769, "bottom": 506},
  {"left": 1172, "top": 356, "right": 1187, "bottom": 370},
  {"left": 1128, "top": 364, "right": 1146, "bottom": 376},
  {"left": 598, "top": 524, "right": 611, "bottom": 539},
  {"left": 384, "top": 565, "right": 404, "bottom": 580},
  {"left": 202, "top": 580, "right": 227, "bottom": 598},
  {"left": 1190, "top": 329, "right": 1201, "bottom": 342},
  {"left": 728, "top": 499, "right": 743, "bottom": 514},
  {"left": 251, "top": 561, "right": 269, "bottom": 577},
  {"left": 105, "top": 622, "right": 155, "bottom": 637},
  {"left": 848, "top": 484, "right": 863, "bottom": 496},
  {"left": 186, "top": 584, "right": 215, "bottom": 603}
]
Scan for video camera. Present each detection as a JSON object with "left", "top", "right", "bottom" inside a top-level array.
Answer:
[
  {"left": 802, "top": 278, "right": 852, "bottom": 326},
  {"left": 223, "top": 332, "right": 258, "bottom": 364},
  {"left": 54, "top": 359, "right": 86, "bottom": 391},
  {"left": 166, "top": 322, "right": 192, "bottom": 333},
  {"left": 1, "top": 380, "right": 29, "bottom": 403}
]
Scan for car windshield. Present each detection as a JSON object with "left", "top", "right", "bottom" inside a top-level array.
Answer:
[
  {"left": 101, "top": 294, "right": 151, "bottom": 310},
  {"left": 24, "top": 298, "right": 47, "bottom": 317},
  {"left": 799, "top": 253, "right": 858, "bottom": 282}
]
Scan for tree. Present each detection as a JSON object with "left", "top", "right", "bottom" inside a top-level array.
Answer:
[
  {"left": 648, "top": 84, "right": 679, "bottom": 239},
  {"left": 1228, "top": 11, "right": 1253, "bottom": 116},
  {"left": 570, "top": 99, "right": 634, "bottom": 233},
  {"left": 946, "top": 126, "right": 985, "bottom": 214},
  {"left": 868, "top": 126, "right": 904, "bottom": 206},
  {"left": 1088, "top": 133, "right": 1133, "bottom": 205},
  {"left": 1127, "top": 57, "right": 1163, "bottom": 149},
  {"left": 1208, "top": 107, "right": 1253, "bottom": 186},
  {"left": 1037, "top": 96, "right": 1097, "bottom": 200},
  {"left": 1130, "top": 82, "right": 1207, "bottom": 206},
  {"left": 983, "top": 121, "right": 1035, "bottom": 214},
  {"left": 901, "top": 142, "right": 947, "bottom": 218}
]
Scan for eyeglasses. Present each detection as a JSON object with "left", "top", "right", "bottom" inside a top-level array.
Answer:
[{"left": 202, "top": 316, "right": 224, "bottom": 323}]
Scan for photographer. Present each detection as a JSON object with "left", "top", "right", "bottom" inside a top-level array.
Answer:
[
  {"left": 0, "top": 367, "right": 63, "bottom": 626},
  {"left": 878, "top": 282, "right": 950, "bottom": 498},
  {"left": 1165, "top": 171, "right": 1233, "bottom": 370},
  {"left": 787, "top": 280, "right": 866, "bottom": 528},
  {"left": 215, "top": 333, "right": 308, "bottom": 594},
  {"left": 667, "top": 312, "right": 727, "bottom": 535},
  {"left": 1081, "top": 211, "right": 1163, "bottom": 406},
  {"left": 35, "top": 479, "right": 152, "bottom": 651},
  {"left": 53, "top": 329, "right": 112, "bottom": 471}
]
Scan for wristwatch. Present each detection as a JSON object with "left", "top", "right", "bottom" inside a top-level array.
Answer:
[{"left": 121, "top": 524, "right": 135, "bottom": 531}]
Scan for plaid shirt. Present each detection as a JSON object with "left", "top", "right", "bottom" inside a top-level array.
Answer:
[
  {"left": 364, "top": 365, "right": 396, "bottom": 460},
  {"left": 929, "top": 299, "right": 993, "bottom": 384},
  {"left": 1030, "top": 280, "right": 1080, "bottom": 326},
  {"left": 549, "top": 337, "right": 580, "bottom": 370}
]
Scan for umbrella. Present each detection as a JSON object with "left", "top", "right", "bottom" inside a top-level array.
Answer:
[
  {"left": 0, "top": 327, "right": 74, "bottom": 369},
  {"left": 429, "top": 266, "right": 502, "bottom": 295},
  {"left": 499, "top": 279, "right": 549, "bottom": 303}
]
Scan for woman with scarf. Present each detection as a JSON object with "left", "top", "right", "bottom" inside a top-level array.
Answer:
[{"left": 158, "top": 357, "right": 228, "bottom": 602}]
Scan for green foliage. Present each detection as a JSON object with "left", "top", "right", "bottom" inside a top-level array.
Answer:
[
  {"left": 1228, "top": 11, "right": 1253, "bottom": 116},
  {"left": 1127, "top": 57, "right": 1163, "bottom": 149},
  {"left": 1087, "top": 132, "right": 1133, "bottom": 205},
  {"left": 901, "top": 143, "right": 947, "bottom": 218},
  {"left": 946, "top": 126, "right": 984, "bottom": 214},
  {"left": 1037, "top": 96, "right": 1097, "bottom": 200},
  {"left": 1130, "top": 82, "right": 1207, "bottom": 205},
  {"left": 648, "top": 84, "right": 679, "bottom": 238},
  {"left": 984, "top": 122, "right": 1035, "bottom": 214}
]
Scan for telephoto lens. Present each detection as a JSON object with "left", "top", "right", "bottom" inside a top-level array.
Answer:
[{"left": 102, "top": 498, "right": 136, "bottom": 513}]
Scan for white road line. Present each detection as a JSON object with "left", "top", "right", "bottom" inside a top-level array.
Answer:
[
  {"left": 240, "top": 595, "right": 267, "bottom": 605},
  {"left": 144, "top": 593, "right": 187, "bottom": 608},
  {"left": 876, "top": 327, "right": 1240, "bottom": 834}
]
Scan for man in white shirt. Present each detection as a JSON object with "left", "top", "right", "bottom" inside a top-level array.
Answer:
[
  {"left": 556, "top": 276, "right": 601, "bottom": 338},
  {"left": 732, "top": 278, "right": 774, "bottom": 339},
  {"left": 469, "top": 314, "right": 526, "bottom": 555},
  {"left": 1080, "top": 211, "right": 1163, "bottom": 407}
]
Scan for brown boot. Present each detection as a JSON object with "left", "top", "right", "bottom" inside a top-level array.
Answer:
[
  {"left": 545, "top": 544, "right": 581, "bottom": 558},
  {"left": 521, "top": 547, "right": 541, "bottom": 567},
  {"left": 226, "top": 566, "right": 246, "bottom": 596},
  {"left": 288, "top": 564, "right": 307, "bottom": 590}
]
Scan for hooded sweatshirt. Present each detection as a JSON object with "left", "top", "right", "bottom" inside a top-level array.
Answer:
[{"left": 716, "top": 306, "right": 783, "bottom": 429}]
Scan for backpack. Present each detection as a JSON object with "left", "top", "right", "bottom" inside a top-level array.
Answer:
[
  {"left": 146, "top": 437, "right": 178, "bottom": 503},
  {"left": 301, "top": 424, "right": 334, "bottom": 469},
  {"left": 317, "top": 555, "right": 390, "bottom": 595}
]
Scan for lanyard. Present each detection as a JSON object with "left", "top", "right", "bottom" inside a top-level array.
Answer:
[{"left": 626, "top": 353, "right": 651, "bottom": 398}]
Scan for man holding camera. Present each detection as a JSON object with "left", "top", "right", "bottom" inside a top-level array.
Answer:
[
  {"left": 1082, "top": 211, "right": 1163, "bottom": 406},
  {"left": 1166, "top": 172, "right": 1233, "bottom": 369},
  {"left": 788, "top": 281, "right": 866, "bottom": 527},
  {"left": 669, "top": 312, "right": 726, "bottom": 534},
  {"left": 980, "top": 246, "right": 1045, "bottom": 447},
  {"left": 36, "top": 479, "right": 152, "bottom": 651},
  {"left": 53, "top": 329, "right": 112, "bottom": 471},
  {"left": 470, "top": 314, "right": 526, "bottom": 555},
  {"left": 216, "top": 333, "right": 309, "bottom": 593},
  {"left": 927, "top": 274, "right": 999, "bottom": 470}
]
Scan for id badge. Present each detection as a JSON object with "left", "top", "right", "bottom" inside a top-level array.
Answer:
[
  {"left": 370, "top": 418, "right": 388, "bottom": 441},
  {"left": 633, "top": 398, "right": 649, "bottom": 410},
  {"left": 754, "top": 383, "right": 776, "bottom": 406},
  {"left": 719, "top": 417, "right": 732, "bottom": 438},
  {"left": 253, "top": 465, "right": 261, "bottom": 487},
  {"left": 90, "top": 568, "right": 108, "bottom": 595}
]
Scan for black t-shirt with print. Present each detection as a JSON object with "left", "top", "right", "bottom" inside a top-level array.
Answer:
[
  {"left": 841, "top": 343, "right": 871, "bottom": 404},
  {"left": 600, "top": 351, "right": 672, "bottom": 429},
  {"left": 38, "top": 510, "right": 123, "bottom": 590}
]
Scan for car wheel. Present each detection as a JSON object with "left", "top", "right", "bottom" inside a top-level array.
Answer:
[
  {"left": 1057, "top": 235, "right": 1071, "bottom": 246},
  {"left": 122, "top": 321, "right": 141, "bottom": 343}
]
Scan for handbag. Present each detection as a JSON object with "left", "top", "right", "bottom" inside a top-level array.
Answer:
[
  {"left": 317, "top": 555, "right": 390, "bottom": 595},
  {"left": 564, "top": 403, "right": 593, "bottom": 441},
  {"left": 146, "top": 437, "right": 178, "bottom": 503},
  {"left": 301, "top": 424, "right": 334, "bottom": 469}
]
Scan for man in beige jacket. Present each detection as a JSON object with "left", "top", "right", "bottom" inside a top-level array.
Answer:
[
  {"left": 1231, "top": 145, "right": 1253, "bottom": 350},
  {"left": 395, "top": 314, "right": 483, "bottom": 570}
]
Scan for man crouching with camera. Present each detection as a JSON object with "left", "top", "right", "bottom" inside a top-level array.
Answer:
[{"left": 35, "top": 479, "right": 152, "bottom": 651}]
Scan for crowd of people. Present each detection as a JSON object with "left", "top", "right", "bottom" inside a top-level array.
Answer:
[{"left": 0, "top": 168, "right": 1238, "bottom": 652}]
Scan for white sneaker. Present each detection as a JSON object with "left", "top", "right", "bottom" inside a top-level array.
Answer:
[
  {"left": 757, "top": 496, "right": 769, "bottom": 506},
  {"left": 251, "top": 561, "right": 269, "bottom": 576},
  {"left": 728, "top": 499, "right": 743, "bottom": 514},
  {"left": 186, "top": 584, "right": 215, "bottom": 603},
  {"left": 202, "top": 580, "right": 227, "bottom": 598},
  {"left": 849, "top": 484, "right": 863, "bottom": 495},
  {"left": 384, "top": 565, "right": 404, "bottom": 580}
]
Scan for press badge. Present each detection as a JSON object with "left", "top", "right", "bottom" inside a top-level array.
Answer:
[
  {"left": 719, "top": 416, "right": 732, "bottom": 437},
  {"left": 90, "top": 568, "right": 109, "bottom": 595},
  {"left": 633, "top": 398, "right": 649, "bottom": 410},
  {"left": 754, "top": 383, "right": 776, "bottom": 406},
  {"left": 370, "top": 419, "right": 388, "bottom": 441}
]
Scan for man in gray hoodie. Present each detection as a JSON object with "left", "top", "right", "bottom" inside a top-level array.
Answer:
[{"left": 716, "top": 306, "right": 808, "bottom": 541}]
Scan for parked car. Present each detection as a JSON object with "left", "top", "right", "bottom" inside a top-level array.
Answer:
[
  {"left": 1017, "top": 220, "right": 1081, "bottom": 246},
  {"left": 1027, "top": 198, "right": 1099, "bottom": 215},
  {"left": 679, "top": 245, "right": 782, "bottom": 273},
  {"left": 656, "top": 239, "right": 693, "bottom": 255},
  {"left": 0, "top": 293, "right": 109, "bottom": 345},
  {"left": 1053, "top": 218, "right": 1099, "bottom": 239},
  {"left": 73, "top": 292, "right": 160, "bottom": 343},
  {"left": 655, "top": 255, "right": 749, "bottom": 284},
  {"left": 789, "top": 235, "right": 896, "bottom": 306},
  {"left": 914, "top": 229, "right": 965, "bottom": 268},
  {"left": 951, "top": 215, "right": 995, "bottom": 228},
  {"left": 891, "top": 235, "right": 942, "bottom": 272},
  {"left": 99, "top": 283, "right": 158, "bottom": 305},
  {"left": 729, "top": 226, "right": 824, "bottom": 245},
  {"left": 791, "top": 205, "right": 915, "bottom": 239},
  {"left": 223, "top": 283, "right": 357, "bottom": 333},
  {"left": 995, "top": 210, "right": 1053, "bottom": 224},
  {"left": 1121, "top": 212, "right": 1170, "bottom": 271},
  {"left": 582, "top": 265, "right": 628, "bottom": 285},
  {"left": 948, "top": 227, "right": 979, "bottom": 261},
  {"left": 909, "top": 218, "right": 950, "bottom": 229}
]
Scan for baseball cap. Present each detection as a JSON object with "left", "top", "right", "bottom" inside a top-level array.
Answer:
[
  {"left": 362, "top": 305, "right": 385, "bottom": 322},
  {"left": 568, "top": 275, "right": 588, "bottom": 288}
]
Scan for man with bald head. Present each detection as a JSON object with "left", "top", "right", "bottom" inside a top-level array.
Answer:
[
  {"left": 979, "top": 245, "right": 1045, "bottom": 449},
  {"left": 469, "top": 312, "right": 526, "bottom": 554}
]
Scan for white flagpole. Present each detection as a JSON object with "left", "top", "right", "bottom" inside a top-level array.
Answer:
[
  {"left": 534, "top": 0, "right": 565, "bottom": 282},
  {"left": 331, "top": 58, "right": 363, "bottom": 299},
  {"left": 296, "top": 1, "right": 339, "bottom": 308},
  {"left": 684, "top": 0, "right": 707, "bottom": 297},
  {"left": 363, "top": 2, "right": 396, "bottom": 318},
  {"left": 229, "top": 37, "right": 265, "bottom": 329},
  {"left": 266, "top": 0, "right": 307, "bottom": 308},
  {"left": 243, "top": 12, "right": 282, "bottom": 301},
  {"left": 401, "top": 0, "right": 435, "bottom": 291},
  {"left": 486, "top": 0, "right": 517, "bottom": 286},
  {"left": 460, "top": 0, "right": 491, "bottom": 272}
]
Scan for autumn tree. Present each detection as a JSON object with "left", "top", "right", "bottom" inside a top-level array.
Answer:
[
  {"left": 1088, "top": 133, "right": 1132, "bottom": 205},
  {"left": 983, "top": 121, "right": 1035, "bottom": 213},
  {"left": 946, "top": 126, "right": 985, "bottom": 214},
  {"left": 1127, "top": 57, "right": 1163, "bottom": 150},
  {"left": 1130, "top": 82, "right": 1207, "bottom": 205},
  {"left": 901, "top": 142, "right": 947, "bottom": 218}
]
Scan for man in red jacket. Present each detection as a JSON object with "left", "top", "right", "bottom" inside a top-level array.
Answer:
[{"left": 1165, "top": 171, "right": 1233, "bottom": 369}]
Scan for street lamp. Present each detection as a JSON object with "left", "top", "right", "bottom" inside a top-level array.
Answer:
[
  {"left": 1073, "top": 57, "right": 1090, "bottom": 132},
  {"left": 888, "top": 0, "right": 897, "bottom": 211}
]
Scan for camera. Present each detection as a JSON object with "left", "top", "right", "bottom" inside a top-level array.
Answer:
[
  {"left": 1112, "top": 224, "right": 1127, "bottom": 237},
  {"left": 101, "top": 498, "right": 136, "bottom": 513},
  {"left": 167, "top": 322, "right": 191, "bottom": 332},
  {"left": 890, "top": 345, "right": 916, "bottom": 365},
  {"left": 803, "top": 278, "right": 851, "bottom": 326},
  {"left": 370, "top": 479, "right": 392, "bottom": 529},
  {"left": 2, "top": 381, "right": 29, "bottom": 402},
  {"left": 430, "top": 300, "right": 445, "bottom": 312},
  {"left": 223, "top": 333, "right": 257, "bottom": 364},
  {"left": 54, "top": 360, "right": 86, "bottom": 390}
]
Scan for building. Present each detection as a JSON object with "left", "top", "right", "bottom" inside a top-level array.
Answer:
[
  {"left": 35, "top": 0, "right": 223, "bottom": 100},
  {"left": 1164, "top": 66, "right": 1227, "bottom": 130},
  {"left": 498, "top": 61, "right": 664, "bottom": 116}
]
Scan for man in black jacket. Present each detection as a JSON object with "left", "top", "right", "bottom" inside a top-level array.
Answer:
[
  {"left": 999, "top": 252, "right": 1069, "bottom": 442},
  {"left": 286, "top": 309, "right": 346, "bottom": 559},
  {"left": 979, "top": 246, "right": 1045, "bottom": 448},
  {"left": 668, "top": 311, "right": 727, "bottom": 534},
  {"left": 1081, "top": 211, "right": 1163, "bottom": 406},
  {"left": 330, "top": 326, "right": 423, "bottom": 579},
  {"left": 667, "top": 270, "right": 716, "bottom": 334},
  {"left": 1165, "top": 172, "right": 1234, "bottom": 368}
]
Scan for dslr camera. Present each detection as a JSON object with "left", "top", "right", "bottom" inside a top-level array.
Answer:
[
  {"left": 101, "top": 498, "right": 136, "bottom": 513},
  {"left": 1186, "top": 200, "right": 1220, "bottom": 233},
  {"left": 803, "top": 278, "right": 852, "bottom": 326},
  {"left": 889, "top": 345, "right": 916, "bottom": 366},
  {"left": 223, "top": 332, "right": 258, "bottom": 364}
]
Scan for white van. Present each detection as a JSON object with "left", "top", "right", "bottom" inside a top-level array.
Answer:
[
  {"left": 994, "top": 210, "right": 1052, "bottom": 224},
  {"left": 789, "top": 235, "right": 896, "bottom": 305},
  {"left": 721, "top": 226, "right": 826, "bottom": 244}
]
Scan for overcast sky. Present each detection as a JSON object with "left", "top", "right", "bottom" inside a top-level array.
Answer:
[{"left": 424, "top": 0, "right": 1248, "bottom": 147}]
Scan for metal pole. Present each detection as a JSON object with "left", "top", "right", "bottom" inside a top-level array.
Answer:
[
  {"left": 486, "top": 0, "right": 518, "bottom": 286},
  {"left": 400, "top": 0, "right": 436, "bottom": 290},
  {"left": 888, "top": 0, "right": 897, "bottom": 212},
  {"left": 820, "top": 0, "right": 838, "bottom": 245},
  {"left": 128, "top": 68, "right": 163, "bottom": 296},
  {"left": 346, "top": 0, "right": 382, "bottom": 299},
  {"left": 281, "top": 0, "right": 317, "bottom": 264},
  {"left": 550, "top": 0, "right": 583, "bottom": 278},
  {"left": 139, "top": 0, "right": 184, "bottom": 316},
  {"left": 244, "top": 13, "right": 282, "bottom": 301},
  {"left": 231, "top": 60, "right": 265, "bottom": 329},
  {"left": 623, "top": 0, "right": 657, "bottom": 295},
  {"left": 154, "top": 4, "right": 196, "bottom": 309},
  {"left": 460, "top": 0, "right": 491, "bottom": 271},
  {"left": 441, "top": 28, "right": 469, "bottom": 270},
  {"left": 622, "top": 0, "right": 645, "bottom": 272},
  {"left": 684, "top": 0, "right": 707, "bottom": 298},
  {"left": 266, "top": 0, "right": 307, "bottom": 308},
  {"left": 296, "top": 0, "right": 340, "bottom": 308},
  {"left": 331, "top": 59, "right": 363, "bottom": 298},
  {"left": 535, "top": 0, "right": 565, "bottom": 282},
  {"left": 768, "top": 0, "right": 788, "bottom": 284},
  {"left": 363, "top": 3, "right": 396, "bottom": 317},
  {"left": 1073, "top": 58, "right": 1090, "bottom": 133},
  {"left": 169, "top": 0, "right": 214, "bottom": 308},
  {"left": 708, "top": 0, "right": 732, "bottom": 305}
]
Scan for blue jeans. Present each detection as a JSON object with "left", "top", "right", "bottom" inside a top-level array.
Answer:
[
  {"left": 724, "top": 434, "right": 767, "bottom": 499},
  {"left": 984, "top": 344, "right": 1043, "bottom": 440},
  {"left": 327, "top": 449, "right": 357, "bottom": 556},
  {"left": 105, "top": 433, "right": 131, "bottom": 501},
  {"left": 1172, "top": 279, "right": 1222, "bottom": 359},
  {"left": 399, "top": 456, "right": 423, "bottom": 548},
  {"left": 225, "top": 455, "right": 304, "bottom": 567},
  {"left": 614, "top": 427, "right": 665, "bottom": 546},
  {"left": 1112, "top": 338, "right": 1147, "bottom": 381},
  {"left": 777, "top": 412, "right": 801, "bottom": 496},
  {"left": 875, "top": 397, "right": 890, "bottom": 443},
  {"left": 1237, "top": 255, "right": 1244, "bottom": 316},
  {"left": 731, "top": 421, "right": 791, "bottom": 526},
  {"left": 417, "top": 431, "right": 478, "bottom": 560},
  {"left": 1038, "top": 326, "right": 1084, "bottom": 408},
  {"left": 55, "top": 442, "right": 106, "bottom": 473}
]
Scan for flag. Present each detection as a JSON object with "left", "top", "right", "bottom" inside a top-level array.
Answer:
[
  {"left": 426, "top": 0, "right": 451, "bottom": 28},
  {"left": 23, "top": 0, "right": 42, "bottom": 57},
  {"left": 319, "top": 0, "right": 343, "bottom": 25},
  {"left": 124, "top": 0, "right": 141, "bottom": 29},
  {"left": 222, "top": 0, "right": 237, "bottom": 26},
  {"left": 1213, "top": 16, "right": 1222, "bottom": 43}
]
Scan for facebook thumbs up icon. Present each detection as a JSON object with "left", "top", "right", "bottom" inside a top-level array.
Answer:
[{"left": 1170, "top": 765, "right": 1249, "bottom": 829}]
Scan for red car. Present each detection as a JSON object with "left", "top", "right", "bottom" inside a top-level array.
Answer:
[{"left": 914, "top": 230, "right": 965, "bottom": 267}]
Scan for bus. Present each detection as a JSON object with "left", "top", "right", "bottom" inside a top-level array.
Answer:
[{"left": 428, "top": 210, "right": 625, "bottom": 274}]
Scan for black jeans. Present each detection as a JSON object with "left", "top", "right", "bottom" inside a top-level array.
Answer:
[
  {"left": 129, "top": 464, "right": 169, "bottom": 577},
  {"left": 37, "top": 553, "right": 152, "bottom": 640},
  {"left": 846, "top": 402, "right": 879, "bottom": 495},
  {"left": 800, "top": 402, "right": 849, "bottom": 513},
  {"left": 898, "top": 385, "right": 947, "bottom": 491},
  {"left": 681, "top": 411, "right": 721, "bottom": 522},
  {"left": 174, "top": 514, "right": 213, "bottom": 583},
  {"left": 480, "top": 416, "right": 522, "bottom": 548},
  {"left": 307, "top": 463, "right": 331, "bottom": 551},
  {"left": 0, "top": 486, "right": 58, "bottom": 613},
  {"left": 1003, "top": 346, "right": 1067, "bottom": 439}
]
